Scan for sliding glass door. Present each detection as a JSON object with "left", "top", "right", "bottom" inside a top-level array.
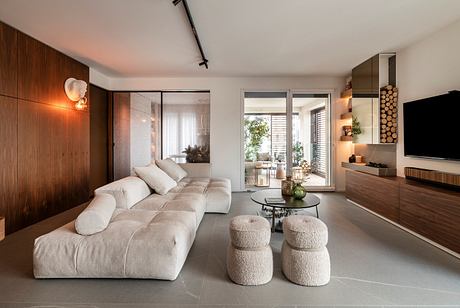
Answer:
[
  {"left": 292, "top": 93, "right": 331, "bottom": 187},
  {"left": 243, "top": 91, "right": 332, "bottom": 190},
  {"left": 244, "top": 92, "right": 287, "bottom": 189}
]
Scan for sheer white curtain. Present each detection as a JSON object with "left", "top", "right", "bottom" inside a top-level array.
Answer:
[{"left": 163, "top": 110, "right": 197, "bottom": 160}]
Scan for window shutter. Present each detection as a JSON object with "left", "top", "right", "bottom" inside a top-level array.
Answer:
[{"left": 311, "top": 107, "right": 326, "bottom": 177}]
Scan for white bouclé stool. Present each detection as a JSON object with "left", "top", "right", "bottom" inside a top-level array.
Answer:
[
  {"left": 281, "top": 215, "right": 330, "bottom": 286},
  {"left": 227, "top": 215, "right": 273, "bottom": 285}
]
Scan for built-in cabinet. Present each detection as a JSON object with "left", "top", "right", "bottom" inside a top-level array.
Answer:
[{"left": 346, "top": 170, "right": 460, "bottom": 254}]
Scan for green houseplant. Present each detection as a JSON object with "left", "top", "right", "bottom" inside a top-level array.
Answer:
[
  {"left": 244, "top": 118, "right": 270, "bottom": 161},
  {"left": 182, "top": 145, "right": 210, "bottom": 163},
  {"left": 292, "top": 141, "right": 304, "bottom": 167},
  {"left": 352, "top": 115, "right": 362, "bottom": 136}
]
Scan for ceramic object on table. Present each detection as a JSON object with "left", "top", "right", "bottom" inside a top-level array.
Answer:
[
  {"left": 281, "top": 176, "right": 294, "bottom": 196},
  {"left": 292, "top": 183, "right": 307, "bottom": 200}
]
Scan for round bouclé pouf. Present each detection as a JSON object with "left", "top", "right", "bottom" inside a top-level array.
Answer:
[
  {"left": 227, "top": 215, "right": 273, "bottom": 285},
  {"left": 281, "top": 215, "right": 330, "bottom": 286},
  {"left": 229, "top": 215, "right": 271, "bottom": 249},
  {"left": 281, "top": 241, "right": 330, "bottom": 286},
  {"left": 283, "top": 215, "right": 328, "bottom": 249},
  {"left": 227, "top": 245, "right": 273, "bottom": 286}
]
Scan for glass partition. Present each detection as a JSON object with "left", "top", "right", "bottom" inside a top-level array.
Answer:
[
  {"left": 162, "top": 92, "right": 210, "bottom": 163},
  {"left": 112, "top": 91, "right": 210, "bottom": 180}
]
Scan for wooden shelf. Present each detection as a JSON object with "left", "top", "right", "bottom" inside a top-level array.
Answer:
[
  {"left": 342, "top": 162, "right": 396, "bottom": 177},
  {"left": 340, "top": 135, "right": 353, "bottom": 141},
  {"left": 341, "top": 112, "right": 352, "bottom": 120},
  {"left": 0, "top": 216, "right": 4, "bottom": 241},
  {"left": 341, "top": 88, "right": 352, "bottom": 99}
]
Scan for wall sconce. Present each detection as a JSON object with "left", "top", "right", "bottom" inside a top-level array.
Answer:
[{"left": 65, "top": 78, "right": 88, "bottom": 110}]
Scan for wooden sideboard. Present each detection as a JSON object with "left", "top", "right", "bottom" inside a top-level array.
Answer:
[{"left": 345, "top": 169, "right": 460, "bottom": 254}]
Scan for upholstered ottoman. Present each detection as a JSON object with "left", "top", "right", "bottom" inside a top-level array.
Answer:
[
  {"left": 227, "top": 215, "right": 273, "bottom": 285},
  {"left": 281, "top": 215, "right": 330, "bottom": 286}
]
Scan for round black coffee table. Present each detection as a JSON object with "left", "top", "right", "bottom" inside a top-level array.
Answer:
[{"left": 251, "top": 189, "right": 321, "bottom": 232}]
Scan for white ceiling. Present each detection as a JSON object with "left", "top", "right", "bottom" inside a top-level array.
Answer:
[{"left": 1, "top": 0, "right": 460, "bottom": 78}]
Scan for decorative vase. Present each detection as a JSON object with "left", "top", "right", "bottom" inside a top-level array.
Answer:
[
  {"left": 292, "top": 183, "right": 307, "bottom": 200},
  {"left": 281, "top": 176, "right": 294, "bottom": 196}
]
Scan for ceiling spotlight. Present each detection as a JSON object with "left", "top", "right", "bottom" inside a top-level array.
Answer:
[{"left": 199, "top": 59, "right": 209, "bottom": 69}]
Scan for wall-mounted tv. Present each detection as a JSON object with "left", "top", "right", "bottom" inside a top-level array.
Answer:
[{"left": 404, "top": 91, "right": 460, "bottom": 160}]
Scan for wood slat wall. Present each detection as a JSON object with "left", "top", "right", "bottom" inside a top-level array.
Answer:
[{"left": 0, "top": 21, "right": 90, "bottom": 234}]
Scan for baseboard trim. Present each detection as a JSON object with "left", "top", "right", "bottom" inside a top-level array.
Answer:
[{"left": 347, "top": 199, "right": 460, "bottom": 260}]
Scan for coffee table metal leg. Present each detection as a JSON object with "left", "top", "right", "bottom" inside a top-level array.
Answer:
[
  {"left": 316, "top": 206, "right": 319, "bottom": 218},
  {"left": 272, "top": 208, "right": 276, "bottom": 232}
]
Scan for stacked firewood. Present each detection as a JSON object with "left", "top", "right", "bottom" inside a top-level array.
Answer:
[{"left": 380, "top": 85, "right": 398, "bottom": 143}]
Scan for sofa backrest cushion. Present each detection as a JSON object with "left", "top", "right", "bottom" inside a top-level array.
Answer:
[
  {"left": 178, "top": 163, "right": 211, "bottom": 178},
  {"left": 156, "top": 158, "right": 188, "bottom": 182},
  {"left": 75, "top": 193, "right": 116, "bottom": 236},
  {"left": 134, "top": 164, "right": 177, "bottom": 195},
  {"left": 94, "top": 176, "right": 151, "bottom": 209}
]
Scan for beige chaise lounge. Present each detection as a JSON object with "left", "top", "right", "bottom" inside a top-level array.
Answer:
[{"left": 33, "top": 163, "right": 231, "bottom": 280}]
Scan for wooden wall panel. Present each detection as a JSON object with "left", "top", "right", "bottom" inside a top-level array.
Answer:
[
  {"left": 0, "top": 23, "right": 90, "bottom": 235},
  {"left": 400, "top": 183, "right": 460, "bottom": 254},
  {"left": 0, "top": 22, "right": 17, "bottom": 97},
  {"left": 17, "top": 32, "right": 88, "bottom": 107},
  {"left": 17, "top": 101, "right": 89, "bottom": 232},
  {"left": 16, "top": 100, "right": 41, "bottom": 231},
  {"left": 345, "top": 170, "right": 400, "bottom": 222},
  {"left": 113, "top": 92, "right": 131, "bottom": 180},
  {"left": 90, "top": 85, "right": 109, "bottom": 194},
  {"left": 69, "top": 110, "right": 90, "bottom": 205},
  {"left": 0, "top": 96, "right": 18, "bottom": 233}
]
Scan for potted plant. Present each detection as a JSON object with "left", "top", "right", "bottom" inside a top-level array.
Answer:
[
  {"left": 244, "top": 118, "right": 270, "bottom": 161},
  {"left": 352, "top": 115, "right": 362, "bottom": 143}
]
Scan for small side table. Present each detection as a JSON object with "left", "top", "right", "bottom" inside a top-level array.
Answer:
[{"left": 0, "top": 216, "right": 5, "bottom": 241}]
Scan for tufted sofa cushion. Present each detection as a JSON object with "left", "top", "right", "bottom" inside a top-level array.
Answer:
[
  {"left": 33, "top": 209, "right": 196, "bottom": 280},
  {"left": 133, "top": 192, "right": 206, "bottom": 226}
]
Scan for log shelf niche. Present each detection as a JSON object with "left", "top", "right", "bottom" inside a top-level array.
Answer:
[{"left": 380, "top": 85, "right": 398, "bottom": 143}]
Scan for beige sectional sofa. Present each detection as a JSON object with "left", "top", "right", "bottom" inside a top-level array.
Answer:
[{"left": 33, "top": 163, "right": 231, "bottom": 280}]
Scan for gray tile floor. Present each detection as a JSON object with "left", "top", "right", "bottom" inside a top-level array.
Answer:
[{"left": 0, "top": 192, "right": 460, "bottom": 308}]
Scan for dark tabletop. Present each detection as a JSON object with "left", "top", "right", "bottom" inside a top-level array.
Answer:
[{"left": 250, "top": 188, "right": 320, "bottom": 209}]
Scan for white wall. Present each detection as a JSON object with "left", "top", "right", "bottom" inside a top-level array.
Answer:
[
  {"left": 396, "top": 19, "right": 460, "bottom": 176},
  {"left": 89, "top": 75, "right": 347, "bottom": 191}
]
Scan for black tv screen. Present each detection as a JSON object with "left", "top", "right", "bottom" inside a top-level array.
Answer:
[{"left": 404, "top": 91, "right": 460, "bottom": 160}]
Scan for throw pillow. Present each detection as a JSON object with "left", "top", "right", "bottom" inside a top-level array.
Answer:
[
  {"left": 156, "top": 158, "right": 188, "bottom": 182},
  {"left": 134, "top": 164, "right": 177, "bottom": 195},
  {"left": 75, "top": 193, "right": 116, "bottom": 236}
]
